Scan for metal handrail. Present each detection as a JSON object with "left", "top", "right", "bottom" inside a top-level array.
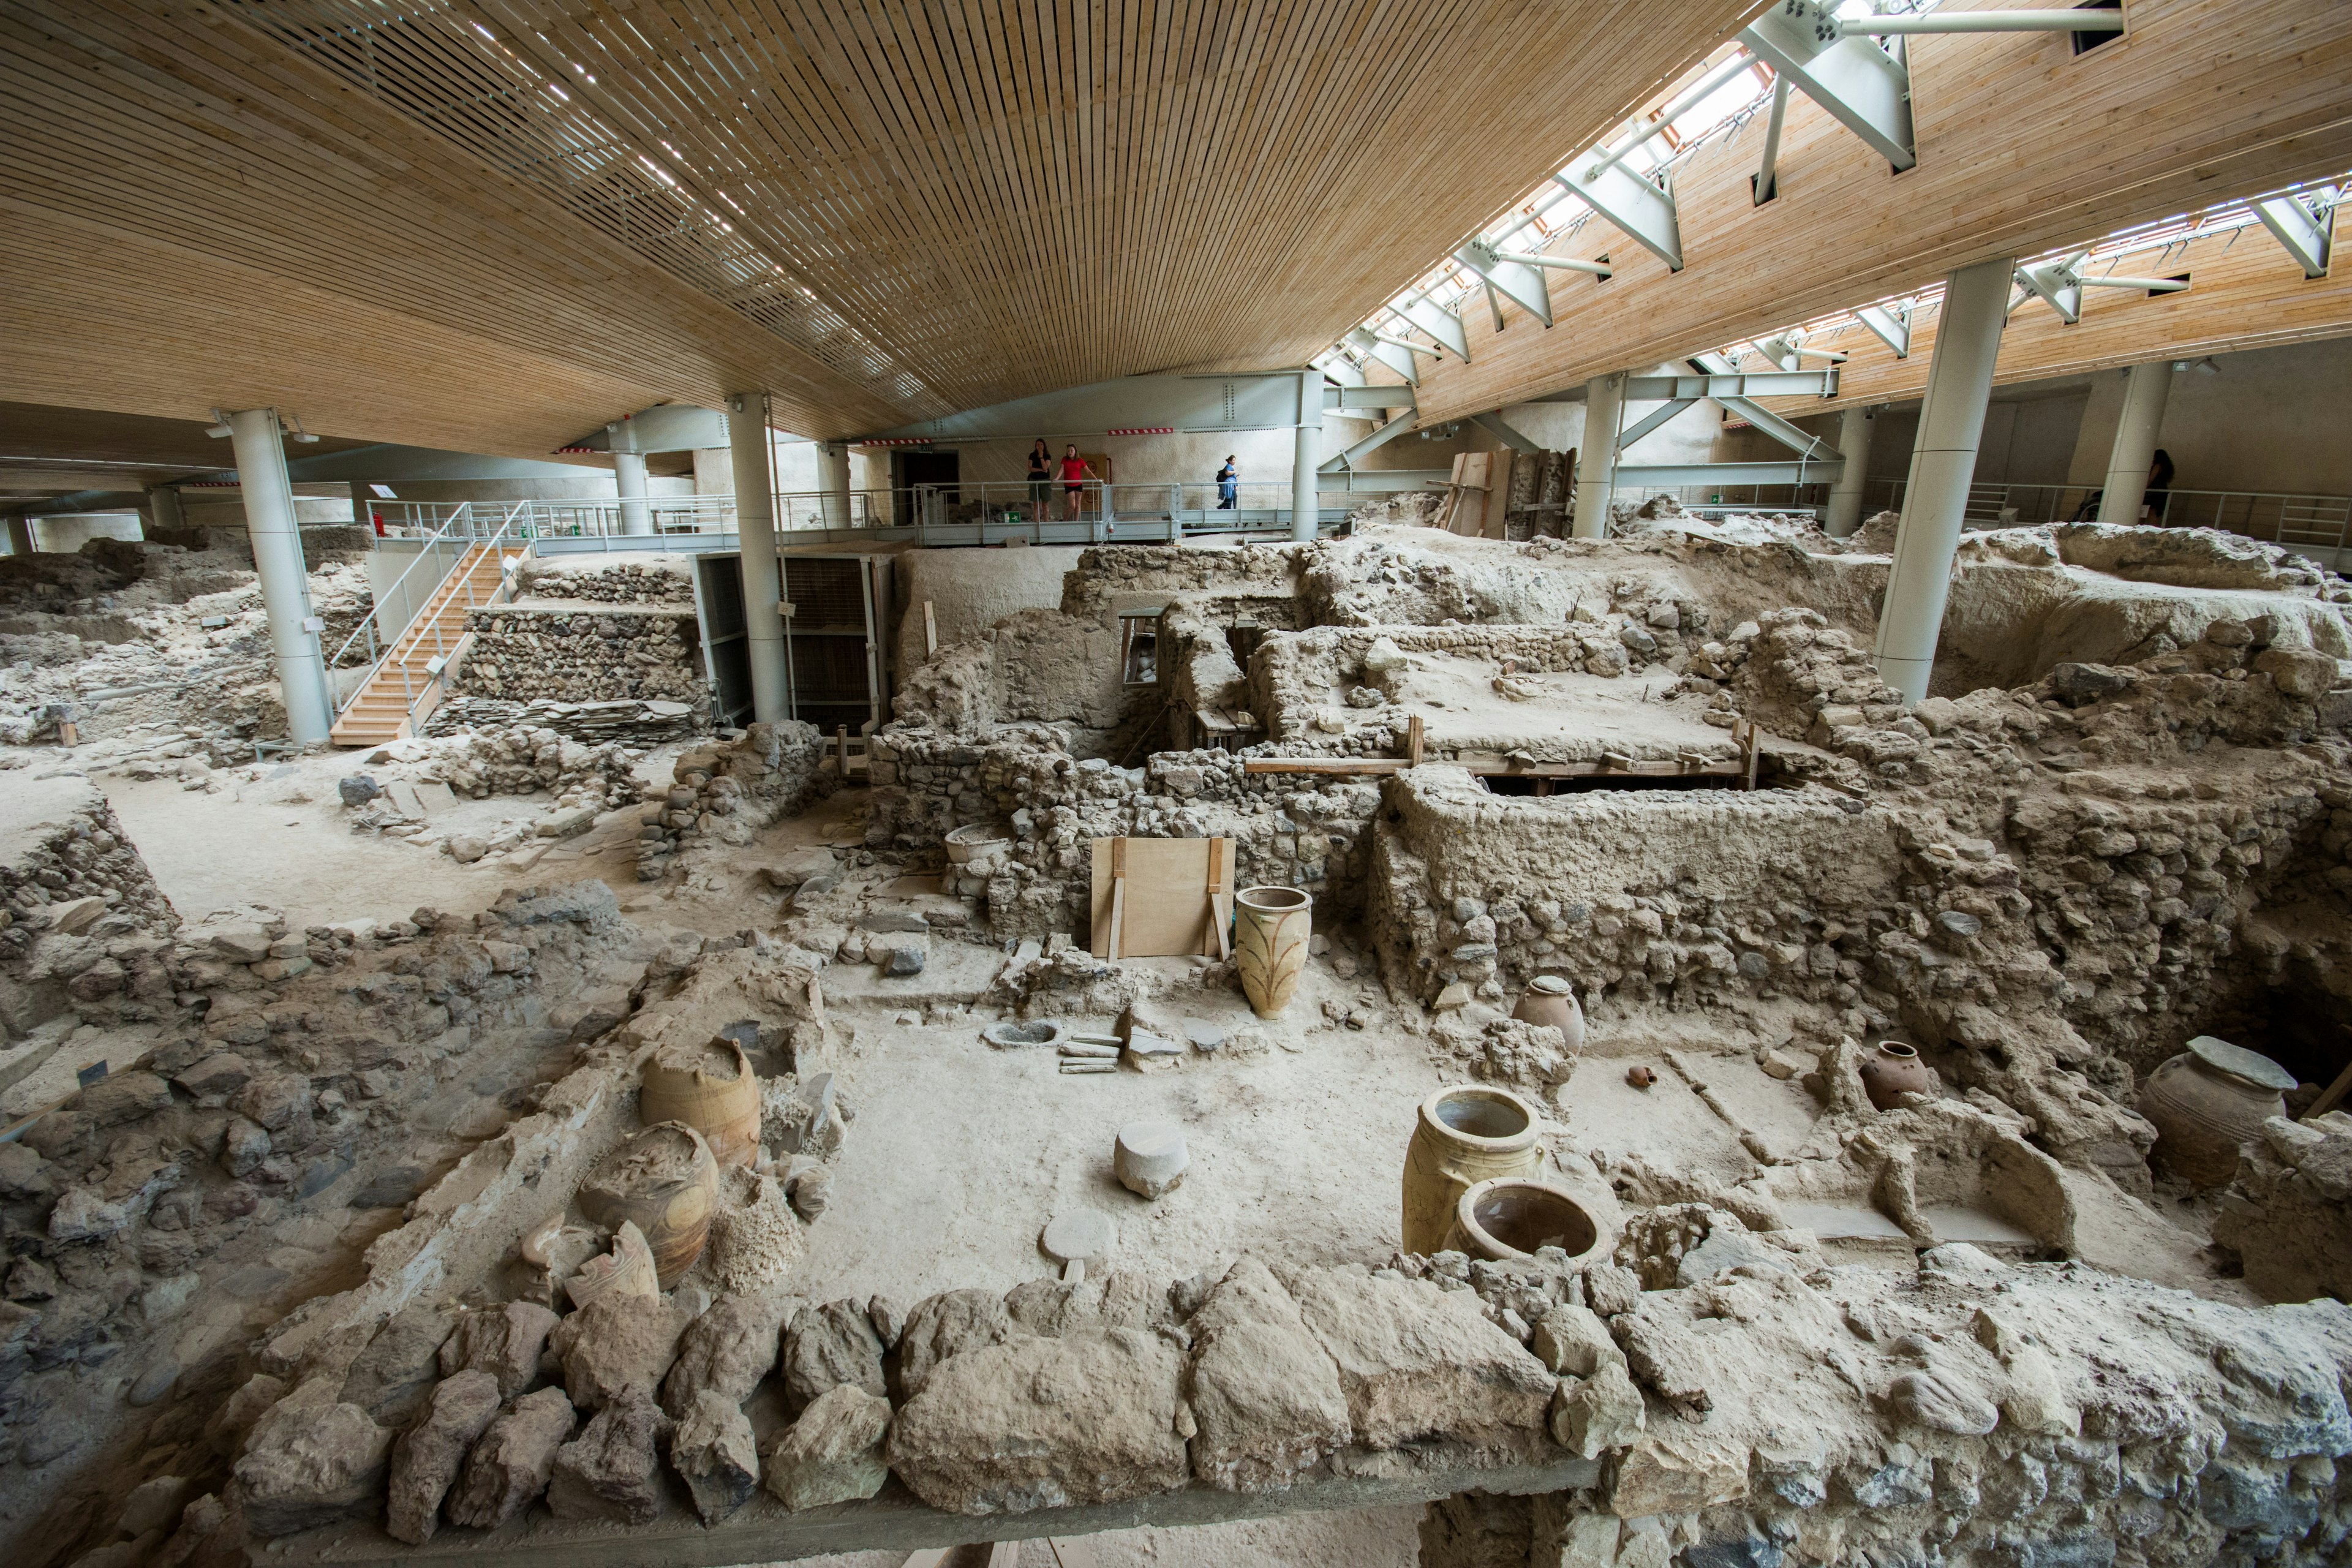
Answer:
[
  {"left": 333, "top": 501, "right": 529, "bottom": 726},
  {"left": 326, "top": 502, "right": 478, "bottom": 673},
  {"left": 1870, "top": 480, "right": 2352, "bottom": 551}
]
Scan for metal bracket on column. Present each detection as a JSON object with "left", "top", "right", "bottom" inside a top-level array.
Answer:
[
  {"left": 1455, "top": 238, "right": 1555, "bottom": 327},
  {"left": 2255, "top": 193, "right": 2334, "bottom": 278},
  {"left": 1325, "top": 385, "right": 1415, "bottom": 410},
  {"left": 1347, "top": 328, "right": 1421, "bottom": 386},
  {"left": 1469, "top": 412, "right": 1541, "bottom": 455},
  {"left": 1315, "top": 351, "right": 1368, "bottom": 388},
  {"left": 2011, "top": 255, "right": 2085, "bottom": 324},
  {"left": 1855, "top": 300, "right": 1913, "bottom": 358},
  {"left": 1392, "top": 296, "right": 1470, "bottom": 361},
  {"left": 1741, "top": 2, "right": 1917, "bottom": 173},
  {"left": 1618, "top": 400, "right": 1697, "bottom": 450},
  {"left": 1689, "top": 352, "right": 1840, "bottom": 461},
  {"left": 1321, "top": 410, "right": 1418, "bottom": 473},
  {"left": 1555, "top": 162, "right": 1682, "bottom": 271}
]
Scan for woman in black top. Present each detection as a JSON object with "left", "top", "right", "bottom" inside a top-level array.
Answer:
[
  {"left": 1027, "top": 439, "right": 1052, "bottom": 513},
  {"left": 2147, "top": 448, "right": 2174, "bottom": 522}
]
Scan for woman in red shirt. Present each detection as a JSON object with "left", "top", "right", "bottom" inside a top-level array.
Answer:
[{"left": 1058, "top": 445, "right": 1096, "bottom": 523}]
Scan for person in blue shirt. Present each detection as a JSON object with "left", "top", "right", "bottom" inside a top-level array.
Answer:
[{"left": 1215, "top": 456, "right": 1239, "bottom": 510}]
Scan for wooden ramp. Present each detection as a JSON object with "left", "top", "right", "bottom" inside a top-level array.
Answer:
[{"left": 329, "top": 544, "right": 505, "bottom": 746}]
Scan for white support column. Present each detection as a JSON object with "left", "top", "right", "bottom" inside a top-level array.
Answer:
[
  {"left": 729, "top": 392, "right": 789, "bottom": 724},
  {"left": 1823, "top": 405, "right": 1879, "bottom": 537},
  {"left": 1292, "top": 370, "right": 1321, "bottom": 541},
  {"left": 614, "top": 448, "right": 653, "bottom": 535},
  {"left": 1872, "top": 258, "right": 2012, "bottom": 705},
  {"left": 227, "top": 407, "right": 335, "bottom": 744},
  {"left": 816, "top": 442, "right": 853, "bottom": 530},
  {"left": 144, "top": 486, "right": 185, "bottom": 538},
  {"left": 2095, "top": 361, "right": 2174, "bottom": 526},
  {"left": 1570, "top": 372, "right": 1627, "bottom": 539},
  {"left": 6, "top": 516, "right": 33, "bottom": 556}
]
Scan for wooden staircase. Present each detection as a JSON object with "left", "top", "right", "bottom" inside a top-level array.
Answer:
[{"left": 330, "top": 543, "right": 507, "bottom": 746}]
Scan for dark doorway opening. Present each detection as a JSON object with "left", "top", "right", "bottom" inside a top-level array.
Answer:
[{"left": 892, "top": 448, "right": 959, "bottom": 527}]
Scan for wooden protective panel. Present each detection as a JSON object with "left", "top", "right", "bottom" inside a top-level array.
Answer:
[
  {"left": 1088, "top": 836, "right": 1232, "bottom": 958},
  {"left": 0, "top": 0, "right": 1752, "bottom": 451},
  {"left": 1758, "top": 219, "right": 2352, "bottom": 417},
  {"left": 1404, "top": 0, "right": 2352, "bottom": 426}
]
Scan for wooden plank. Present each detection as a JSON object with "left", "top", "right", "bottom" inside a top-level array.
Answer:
[
  {"left": 922, "top": 599, "right": 938, "bottom": 657},
  {"left": 1205, "top": 836, "right": 1233, "bottom": 961},
  {"left": 1106, "top": 837, "right": 1128, "bottom": 962},
  {"left": 1406, "top": 713, "right": 1425, "bottom": 767},
  {"left": 1242, "top": 755, "right": 1746, "bottom": 778}
]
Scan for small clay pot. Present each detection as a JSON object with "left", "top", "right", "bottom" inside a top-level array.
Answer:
[
  {"left": 1511, "top": 975, "right": 1585, "bottom": 1052},
  {"left": 562, "top": 1221, "right": 660, "bottom": 1310},
  {"left": 1401, "top": 1085, "right": 1544, "bottom": 1256},
  {"left": 1858, "top": 1040, "right": 1937, "bottom": 1110},
  {"left": 578, "top": 1123, "right": 720, "bottom": 1287},
  {"left": 1444, "top": 1177, "right": 1599, "bottom": 1263},
  {"left": 640, "top": 1036, "right": 762, "bottom": 1168},
  {"left": 2138, "top": 1035, "right": 2296, "bottom": 1188},
  {"left": 1626, "top": 1066, "right": 1655, "bottom": 1090}
]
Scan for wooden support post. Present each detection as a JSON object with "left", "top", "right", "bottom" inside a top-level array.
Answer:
[
  {"left": 2306, "top": 1054, "right": 2352, "bottom": 1121},
  {"left": 1406, "top": 713, "right": 1425, "bottom": 767},
  {"left": 923, "top": 599, "right": 938, "bottom": 655},
  {"left": 837, "top": 724, "right": 850, "bottom": 775},
  {"left": 1106, "top": 837, "right": 1128, "bottom": 961},
  {"left": 1207, "top": 837, "right": 1234, "bottom": 960}
]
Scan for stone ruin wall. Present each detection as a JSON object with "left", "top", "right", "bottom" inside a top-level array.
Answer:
[
  {"left": 453, "top": 606, "right": 702, "bottom": 707},
  {"left": 1, "top": 779, "right": 179, "bottom": 1039}
]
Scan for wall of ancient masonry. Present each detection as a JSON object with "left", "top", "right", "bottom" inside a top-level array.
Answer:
[
  {"left": 635, "top": 721, "right": 832, "bottom": 883},
  {"left": 453, "top": 606, "right": 701, "bottom": 706},
  {"left": 868, "top": 733, "right": 1381, "bottom": 941},
  {"left": 510, "top": 558, "right": 693, "bottom": 607},
  {"left": 1368, "top": 766, "right": 1905, "bottom": 1012},
  {"left": 1, "top": 777, "right": 178, "bottom": 1036}
]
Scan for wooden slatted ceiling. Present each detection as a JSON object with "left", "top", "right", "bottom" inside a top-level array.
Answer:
[
  {"left": 0, "top": 0, "right": 1755, "bottom": 451},
  {"left": 1757, "top": 221, "right": 2352, "bottom": 418},
  {"left": 1401, "top": 0, "right": 2352, "bottom": 429},
  {"left": 0, "top": 0, "right": 913, "bottom": 450}
]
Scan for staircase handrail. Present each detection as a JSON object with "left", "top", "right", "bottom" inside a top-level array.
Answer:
[
  {"left": 326, "top": 503, "right": 482, "bottom": 698},
  {"left": 382, "top": 502, "right": 529, "bottom": 731}
]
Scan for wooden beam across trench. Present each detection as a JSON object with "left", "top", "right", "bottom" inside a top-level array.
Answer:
[{"left": 275, "top": 1456, "right": 1602, "bottom": 1568}]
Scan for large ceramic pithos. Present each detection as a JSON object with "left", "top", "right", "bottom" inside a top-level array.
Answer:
[
  {"left": 641, "top": 1036, "right": 762, "bottom": 1168},
  {"left": 578, "top": 1122, "right": 720, "bottom": 1287},
  {"left": 1858, "top": 1040, "right": 1938, "bottom": 1110},
  {"left": 1511, "top": 975, "right": 1585, "bottom": 1052},
  {"left": 1444, "top": 1177, "right": 1599, "bottom": 1264},
  {"left": 2138, "top": 1035, "right": 2297, "bottom": 1187},
  {"left": 1234, "top": 885, "right": 1312, "bottom": 1019},
  {"left": 1402, "top": 1085, "right": 1544, "bottom": 1256}
]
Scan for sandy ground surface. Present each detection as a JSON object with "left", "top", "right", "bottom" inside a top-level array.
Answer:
[{"left": 91, "top": 745, "right": 654, "bottom": 932}]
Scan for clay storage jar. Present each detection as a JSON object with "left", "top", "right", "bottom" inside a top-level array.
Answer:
[
  {"left": 1858, "top": 1040, "right": 1938, "bottom": 1110},
  {"left": 1402, "top": 1085, "right": 1544, "bottom": 1256},
  {"left": 1511, "top": 975, "right": 1586, "bottom": 1052},
  {"left": 1234, "top": 885, "right": 1313, "bottom": 1019},
  {"left": 578, "top": 1122, "right": 721, "bottom": 1287},
  {"left": 641, "top": 1035, "right": 762, "bottom": 1168},
  {"left": 1445, "top": 1177, "right": 1599, "bottom": 1264},
  {"left": 2138, "top": 1035, "right": 2297, "bottom": 1188}
]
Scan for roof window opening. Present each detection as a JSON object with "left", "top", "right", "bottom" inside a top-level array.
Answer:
[{"left": 2072, "top": 0, "right": 2124, "bottom": 55}]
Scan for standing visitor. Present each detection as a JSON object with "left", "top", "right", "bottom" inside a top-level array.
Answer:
[
  {"left": 1216, "top": 455, "right": 1239, "bottom": 510},
  {"left": 1060, "top": 445, "right": 1097, "bottom": 525},
  {"left": 1026, "top": 439, "right": 1051, "bottom": 518}
]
